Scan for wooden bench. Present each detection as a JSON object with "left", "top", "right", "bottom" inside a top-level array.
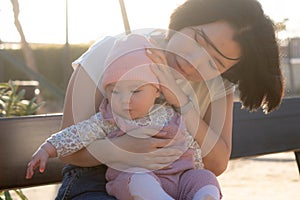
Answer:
[{"left": 1, "top": 97, "right": 300, "bottom": 190}]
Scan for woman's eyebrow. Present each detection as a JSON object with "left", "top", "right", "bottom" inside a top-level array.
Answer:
[{"left": 193, "top": 28, "right": 240, "bottom": 61}]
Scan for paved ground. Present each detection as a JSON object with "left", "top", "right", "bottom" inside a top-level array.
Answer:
[
  {"left": 219, "top": 152, "right": 299, "bottom": 200},
  {"left": 11, "top": 152, "right": 300, "bottom": 199}
]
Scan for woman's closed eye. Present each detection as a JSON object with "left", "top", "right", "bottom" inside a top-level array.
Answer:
[
  {"left": 194, "top": 31, "right": 206, "bottom": 48},
  {"left": 192, "top": 27, "right": 240, "bottom": 69},
  {"left": 193, "top": 29, "right": 220, "bottom": 70},
  {"left": 208, "top": 59, "right": 218, "bottom": 70}
]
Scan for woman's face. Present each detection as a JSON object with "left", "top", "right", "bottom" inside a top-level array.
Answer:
[{"left": 166, "top": 21, "right": 241, "bottom": 81}]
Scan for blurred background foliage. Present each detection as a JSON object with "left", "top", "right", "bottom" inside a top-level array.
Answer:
[
  {"left": 0, "top": 80, "right": 45, "bottom": 117},
  {"left": 0, "top": 44, "right": 90, "bottom": 113}
]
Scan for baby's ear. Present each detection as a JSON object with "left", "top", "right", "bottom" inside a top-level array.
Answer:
[
  {"left": 155, "top": 88, "right": 161, "bottom": 97},
  {"left": 155, "top": 93, "right": 165, "bottom": 105}
]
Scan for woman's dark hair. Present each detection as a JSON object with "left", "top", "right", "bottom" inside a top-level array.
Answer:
[{"left": 168, "top": 0, "right": 284, "bottom": 113}]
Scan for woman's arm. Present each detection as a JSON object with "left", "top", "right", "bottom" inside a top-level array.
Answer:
[
  {"left": 157, "top": 76, "right": 233, "bottom": 175},
  {"left": 59, "top": 65, "right": 105, "bottom": 166},
  {"left": 153, "top": 77, "right": 233, "bottom": 175},
  {"left": 184, "top": 93, "right": 234, "bottom": 176},
  {"left": 146, "top": 48, "right": 233, "bottom": 176},
  {"left": 61, "top": 65, "right": 103, "bottom": 127}
]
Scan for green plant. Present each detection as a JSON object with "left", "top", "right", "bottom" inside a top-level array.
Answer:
[
  {"left": 0, "top": 190, "right": 27, "bottom": 200},
  {"left": 0, "top": 80, "right": 45, "bottom": 117},
  {"left": 0, "top": 80, "right": 45, "bottom": 200}
]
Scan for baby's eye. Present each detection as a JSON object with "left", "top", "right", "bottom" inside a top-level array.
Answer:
[
  {"left": 111, "top": 90, "right": 119, "bottom": 94},
  {"left": 131, "top": 90, "right": 141, "bottom": 93}
]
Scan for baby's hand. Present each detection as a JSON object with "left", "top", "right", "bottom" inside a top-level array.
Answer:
[
  {"left": 26, "top": 147, "right": 49, "bottom": 179},
  {"left": 26, "top": 142, "right": 56, "bottom": 179}
]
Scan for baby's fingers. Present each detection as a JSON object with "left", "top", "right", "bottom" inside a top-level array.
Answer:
[
  {"left": 38, "top": 158, "right": 47, "bottom": 173},
  {"left": 26, "top": 160, "right": 39, "bottom": 179},
  {"left": 26, "top": 156, "right": 48, "bottom": 179}
]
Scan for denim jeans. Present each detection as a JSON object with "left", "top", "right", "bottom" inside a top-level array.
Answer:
[{"left": 55, "top": 164, "right": 117, "bottom": 200}]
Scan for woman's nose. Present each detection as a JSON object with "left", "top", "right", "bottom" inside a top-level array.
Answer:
[{"left": 187, "top": 50, "right": 207, "bottom": 67}]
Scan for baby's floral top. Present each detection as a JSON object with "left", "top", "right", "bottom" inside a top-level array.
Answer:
[{"left": 47, "top": 99, "right": 203, "bottom": 169}]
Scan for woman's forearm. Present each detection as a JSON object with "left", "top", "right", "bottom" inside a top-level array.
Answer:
[
  {"left": 60, "top": 147, "right": 103, "bottom": 166},
  {"left": 195, "top": 120, "right": 231, "bottom": 176},
  {"left": 183, "top": 111, "right": 229, "bottom": 174},
  {"left": 182, "top": 94, "right": 234, "bottom": 176}
]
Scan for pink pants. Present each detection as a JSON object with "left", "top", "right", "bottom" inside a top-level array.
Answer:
[{"left": 106, "top": 168, "right": 221, "bottom": 200}]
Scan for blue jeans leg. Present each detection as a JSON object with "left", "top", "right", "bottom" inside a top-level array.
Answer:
[{"left": 55, "top": 164, "right": 117, "bottom": 200}]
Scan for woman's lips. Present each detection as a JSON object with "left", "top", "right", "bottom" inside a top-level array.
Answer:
[
  {"left": 174, "top": 56, "right": 185, "bottom": 74},
  {"left": 173, "top": 55, "right": 190, "bottom": 79}
]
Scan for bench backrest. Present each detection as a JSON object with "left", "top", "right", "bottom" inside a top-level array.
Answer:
[
  {"left": 231, "top": 97, "right": 300, "bottom": 158},
  {"left": 0, "top": 114, "right": 64, "bottom": 190},
  {"left": 0, "top": 97, "right": 299, "bottom": 190}
]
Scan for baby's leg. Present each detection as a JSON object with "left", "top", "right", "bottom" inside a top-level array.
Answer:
[
  {"left": 129, "top": 173, "right": 174, "bottom": 200},
  {"left": 192, "top": 185, "right": 220, "bottom": 200},
  {"left": 178, "top": 169, "right": 221, "bottom": 200}
]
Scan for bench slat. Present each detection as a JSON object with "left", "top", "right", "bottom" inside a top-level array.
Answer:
[{"left": 231, "top": 97, "right": 300, "bottom": 159}]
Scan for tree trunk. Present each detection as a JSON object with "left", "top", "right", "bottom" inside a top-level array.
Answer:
[
  {"left": 119, "top": 0, "right": 131, "bottom": 34},
  {"left": 10, "top": 0, "right": 38, "bottom": 73}
]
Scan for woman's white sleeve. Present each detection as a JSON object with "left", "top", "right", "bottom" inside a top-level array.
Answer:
[
  {"left": 72, "top": 36, "right": 117, "bottom": 91},
  {"left": 47, "top": 112, "right": 107, "bottom": 157}
]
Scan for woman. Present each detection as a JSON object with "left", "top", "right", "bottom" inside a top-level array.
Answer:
[{"left": 56, "top": 0, "right": 284, "bottom": 199}]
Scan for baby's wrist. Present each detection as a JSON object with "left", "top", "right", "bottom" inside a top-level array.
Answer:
[{"left": 41, "top": 142, "right": 57, "bottom": 157}]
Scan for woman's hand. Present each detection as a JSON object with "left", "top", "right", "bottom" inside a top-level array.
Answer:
[
  {"left": 146, "top": 48, "right": 189, "bottom": 108},
  {"left": 86, "top": 132, "right": 186, "bottom": 172},
  {"left": 112, "top": 131, "right": 185, "bottom": 153}
]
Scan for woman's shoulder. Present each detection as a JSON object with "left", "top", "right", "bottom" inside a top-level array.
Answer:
[
  {"left": 70, "top": 36, "right": 118, "bottom": 86},
  {"left": 72, "top": 36, "right": 117, "bottom": 69}
]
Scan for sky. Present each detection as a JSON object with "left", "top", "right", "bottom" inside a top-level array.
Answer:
[{"left": 1, "top": 0, "right": 299, "bottom": 44}]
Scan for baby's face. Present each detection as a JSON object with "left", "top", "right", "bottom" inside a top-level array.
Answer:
[{"left": 105, "top": 80, "right": 160, "bottom": 120}]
